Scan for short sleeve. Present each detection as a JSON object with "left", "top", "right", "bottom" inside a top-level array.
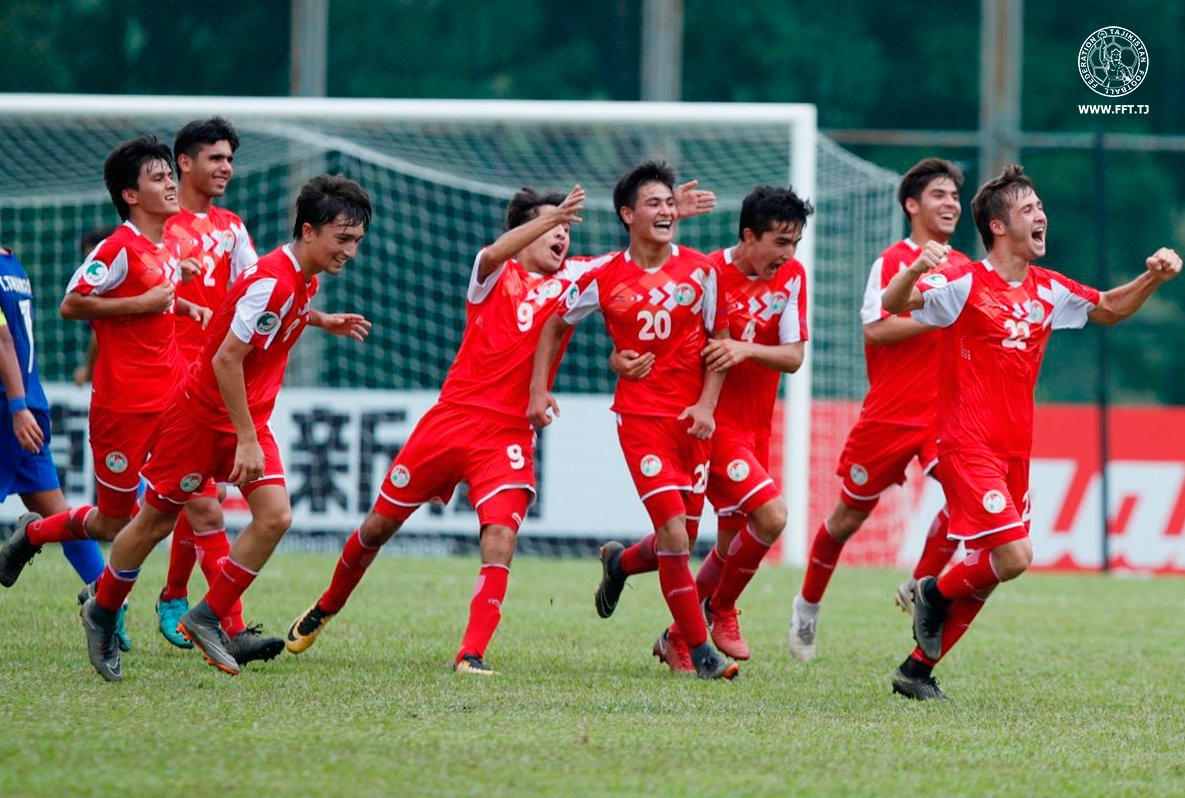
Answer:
[
  {"left": 66, "top": 246, "right": 129, "bottom": 297},
  {"left": 779, "top": 272, "right": 808, "bottom": 344},
  {"left": 1043, "top": 272, "right": 1100, "bottom": 330},
  {"left": 230, "top": 277, "right": 289, "bottom": 349},
  {"left": 911, "top": 268, "right": 973, "bottom": 328}
]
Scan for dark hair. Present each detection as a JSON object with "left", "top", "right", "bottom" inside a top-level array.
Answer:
[
  {"left": 612, "top": 160, "right": 676, "bottom": 230},
  {"left": 738, "top": 185, "right": 814, "bottom": 240},
  {"left": 897, "top": 158, "right": 964, "bottom": 217},
  {"left": 103, "top": 135, "right": 174, "bottom": 220},
  {"left": 292, "top": 174, "right": 372, "bottom": 237},
  {"left": 80, "top": 225, "right": 118, "bottom": 256},
  {"left": 505, "top": 187, "right": 566, "bottom": 231},
  {"left": 971, "top": 164, "right": 1038, "bottom": 250},
  {"left": 173, "top": 116, "right": 240, "bottom": 163}
]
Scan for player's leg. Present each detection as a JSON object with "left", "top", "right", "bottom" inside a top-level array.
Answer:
[
  {"left": 899, "top": 442, "right": 959, "bottom": 612},
  {"left": 708, "top": 496, "right": 786, "bottom": 661}
]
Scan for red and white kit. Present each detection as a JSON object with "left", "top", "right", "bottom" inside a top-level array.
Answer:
[
  {"left": 564, "top": 246, "right": 727, "bottom": 523},
  {"left": 143, "top": 244, "right": 318, "bottom": 508},
  {"left": 704, "top": 247, "right": 808, "bottom": 521},
  {"left": 375, "top": 250, "right": 610, "bottom": 531},
  {"left": 836, "top": 240, "right": 970, "bottom": 509},
  {"left": 167, "top": 205, "right": 257, "bottom": 363},
  {"left": 914, "top": 258, "right": 1099, "bottom": 544},
  {"left": 65, "top": 221, "right": 187, "bottom": 514}
]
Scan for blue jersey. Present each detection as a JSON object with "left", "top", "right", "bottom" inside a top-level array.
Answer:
[{"left": 0, "top": 249, "right": 48, "bottom": 411}]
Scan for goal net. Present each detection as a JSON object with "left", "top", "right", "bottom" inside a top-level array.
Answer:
[{"left": 0, "top": 95, "right": 909, "bottom": 565}]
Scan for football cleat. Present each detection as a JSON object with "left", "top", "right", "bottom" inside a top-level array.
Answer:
[
  {"left": 652, "top": 627, "right": 694, "bottom": 673},
  {"left": 0, "top": 512, "right": 43, "bottom": 587},
  {"left": 80, "top": 597, "right": 122, "bottom": 682},
  {"left": 912, "top": 577, "right": 946, "bottom": 661},
  {"left": 593, "top": 541, "right": 627, "bottom": 619},
  {"left": 707, "top": 603, "right": 751, "bottom": 661},
  {"left": 453, "top": 654, "right": 497, "bottom": 675},
  {"left": 690, "top": 642, "right": 739, "bottom": 680},
  {"left": 787, "top": 596, "right": 818, "bottom": 662},
  {"left": 891, "top": 666, "right": 948, "bottom": 701},
  {"left": 286, "top": 601, "right": 336, "bottom": 654},
  {"left": 226, "top": 624, "right": 285, "bottom": 665},
  {"left": 156, "top": 594, "right": 193, "bottom": 649},
  {"left": 895, "top": 578, "right": 917, "bottom": 615},
  {"left": 178, "top": 600, "right": 240, "bottom": 675},
  {"left": 78, "top": 581, "right": 132, "bottom": 653}
]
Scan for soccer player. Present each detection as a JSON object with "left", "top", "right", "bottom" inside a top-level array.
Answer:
[
  {"left": 788, "top": 158, "right": 969, "bottom": 663},
  {"left": 883, "top": 164, "right": 1181, "bottom": 700},
  {"left": 0, "top": 245, "right": 111, "bottom": 608},
  {"left": 77, "top": 174, "right": 372, "bottom": 681},
  {"left": 0, "top": 136, "right": 210, "bottom": 582},
  {"left": 153, "top": 117, "right": 261, "bottom": 652},
  {"left": 529, "top": 161, "right": 739, "bottom": 680},
  {"left": 610, "top": 185, "right": 812, "bottom": 667}
]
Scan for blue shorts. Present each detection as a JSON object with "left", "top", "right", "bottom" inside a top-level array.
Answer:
[{"left": 0, "top": 406, "right": 60, "bottom": 498}]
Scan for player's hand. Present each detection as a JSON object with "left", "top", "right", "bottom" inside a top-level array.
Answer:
[
  {"left": 72, "top": 364, "right": 91, "bottom": 386},
  {"left": 909, "top": 241, "right": 952, "bottom": 276},
  {"left": 675, "top": 180, "right": 716, "bottom": 219},
  {"left": 1146, "top": 247, "right": 1182, "bottom": 282},
  {"left": 552, "top": 185, "right": 586, "bottom": 226},
  {"left": 11, "top": 409, "right": 44, "bottom": 453},
  {"left": 609, "top": 349, "right": 654, "bottom": 380},
  {"left": 228, "top": 437, "right": 265, "bottom": 487},
  {"left": 528, "top": 390, "right": 560, "bottom": 429},
  {"left": 137, "top": 282, "right": 175, "bottom": 314},
  {"left": 183, "top": 303, "right": 213, "bottom": 329},
  {"left": 678, "top": 403, "right": 716, "bottom": 440},
  {"left": 702, "top": 338, "right": 749, "bottom": 372},
  {"left": 318, "top": 312, "right": 372, "bottom": 342},
  {"left": 177, "top": 257, "right": 202, "bottom": 284}
]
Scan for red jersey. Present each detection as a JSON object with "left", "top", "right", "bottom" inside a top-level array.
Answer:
[
  {"left": 437, "top": 249, "right": 610, "bottom": 421},
  {"left": 709, "top": 247, "right": 808, "bottom": 434},
  {"left": 186, "top": 244, "right": 318, "bottom": 432},
  {"left": 858, "top": 239, "right": 971, "bottom": 427},
  {"left": 914, "top": 258, "right": 1100, "bottom": 458},
  {"left": 65, "top": 221, "right": 185, "bottom": 413},
  {"left": 564, "top": 245, "right": 727, "bottom": 418},
  {"left": 166, "top": 206, "right": 258, "bottom": 363}
]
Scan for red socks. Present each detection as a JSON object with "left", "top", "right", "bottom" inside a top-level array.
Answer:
[
  {"left": 911, "top": 592, "right": 991, "bottom": 665},
  {"left": 936, "top": 547, "right": 1000, "bottom": 601},
  {"left": 318, "top": 529, "right": 381, "bottom": 614},
  {"left": 193, "top": 529, "right": 244, "bottom": 635},
  {"left": 711, "top": 526, "right": 771, "bottom": 611},
  {"left": 26, "top": 505, "right": 94, "bottom": 545},
  {"left": 160, "top": 514, "right": 197, "bottom": 602},
  {"left": 800, "top": 523, "right": 845, "bottom": 604},
  {"left": 695, "top": 545, "right": 726, "bottom": 601},
  {"left": 657, "top": 551, "right": 707, "bottom": 648},
  {"left": 95, "top": 564, "right": 138, "bottom": 613},
  {"left": 620, "top": 533, "right": 658, "bottom": 576},
  {"left": 913, "top": 507, "right": 958, "bottom": 579},
  {"left": 205, "top": 557, "right": 257, "bottom": 620},
  {"left": 456, "top": 563, "right": 510, "bottom": 661}
]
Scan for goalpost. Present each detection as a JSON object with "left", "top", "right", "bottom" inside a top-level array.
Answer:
[{"left": 0, "top": 94, "right": 900, "bottom": 566}]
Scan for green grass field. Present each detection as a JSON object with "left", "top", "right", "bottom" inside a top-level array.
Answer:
[{"left": 1, "top": 551, "right": 1182, "bottom": 797}]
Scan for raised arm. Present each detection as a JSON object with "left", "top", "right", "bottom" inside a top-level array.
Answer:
[
  {"left": 882, "top": 241, "right": 951, "bottom": 315},
  {"left": 61, "top": 281, "right": 174, "bottom": 320},
  {"left": 674, "top": 180, "right": 716, "bottom": 220},
  {"left": 478, "top": 185, "right": 585, "bottom": 281},
  {"left": 1088, "top": 247, "right": 1182, "bottom": 326}
]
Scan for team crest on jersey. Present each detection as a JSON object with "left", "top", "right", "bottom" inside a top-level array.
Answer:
[
  {"left": 849, "top": 464, "right": 869, "bottom": 486},
  {"left": 563, "top": 284, "right": 580, "bottom": 308},
  {"left": 1025, "top": 300, "right": 1046, "bottom": 324},
  {"left": 254, "top": 311, "right": 280, "bottom": 335},
  {"left": 674, "top": 283, "right": 697, "bottom": 306},
  {"left": 391, "top": 465, "right": 411, "bottom": 489},
  {"left": 922, "top": 274, "right": 948, "bottom": 288},
  {"left": 768, "top": 292, "right": 789, "bottom": 315},
  {"left": 105, "top": 451, "right": 128, "bottom": 474},
  {"left": 539, "top": 279, "right": 564, "bottom": 299},
  {"left": 83, "top": 261, "right": 109, "bottom": 286},
  {"left": 639, "top": 454, "right": 663, "bottom": 478},
  {"left": 180, "top": 473, "right": 204, "bottom": 492},
  {"left": 727, "top": 459, "right": 750, "bottom": 482},
  {"left": 221, "top": 231, "right": 235, "bottom": 252},
  {"left": 982, "top": 490, "right": 1007, "bottom": 514}
]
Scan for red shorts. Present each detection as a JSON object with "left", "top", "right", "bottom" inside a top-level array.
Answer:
[
  {"left": 706, "top": 429, "right": 779, "bottom": 518},
  {"left": 142, "top": 408, "right": 285, "bottom": 511},
  {"left": 89, "top": 407, "right": 165, "bottom": 517},
  {"left": 836, "top": 418, "right": 937, "bottom": 511},
  {"left": 934, "top": 450, "right": 1030, "bottom": 547},
  {"left": 617, "top": 413, "right": 710, "bottom": 529},
  {"left": 373, "top": 403, "right": 535, "bottom": 532}
]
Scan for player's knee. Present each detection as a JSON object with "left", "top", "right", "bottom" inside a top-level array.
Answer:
[
  {"left": 479, "top": 524, "right": 517, "bottom": 565},
  {"left": 752, "top": 498, "right": 787, "bottom": 543},
  {"left": 186, "top": 504, "right": 224, "bottom": 531},
  {"left": 255, "top": 505, "right": 292, "bottom": 539},
  {"left": 655, "top": 518, "right": 690, "bottom": 552},
  {"left": 359, "top": 511, "right": 400, "bottom": 547},
  {"left": 989, "top": 539, "right": 1033, "bottom": 581},
  {"left": 89, "top": 513, "right": 130, "bottom": 541},
  {"left": 827, "top": 503, "right": 866, "bottom": 541}
]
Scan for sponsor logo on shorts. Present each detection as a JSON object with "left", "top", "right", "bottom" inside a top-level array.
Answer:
[
  {"left": 539, "top": 279, "right": 563, "bottom": 299},
  {"left": 727, "top": 459, "right": 750, "bottom": 482},
  {"left": 390, "top": 465, "right": 411, "bottom": 488},
  {"left": 674, "top": 283, "right": 697, "bottom": 306},
  {"left": 849, "top": 464, "right": 869, "bottom": 486},
  {"left": 83, "top": 261, "right": 109, "bottom": 286},
  {"left": 769, "top": 292, "right": 788, "bottom": 314},
  {"left": 180, "top": 472, "right": 203, "bottom": 492},
  {"left": 922, "top": 273, "right": 947, "bottom": 288},
  {"left": 640, "top": 454, "right": 663, "bottom": 478},
  {"left": 983, "top": 489, "right": 1007, "bottom": 514},
  {"left": 254, "top": 311, "right": 280, "bottom": 335},
  {"left": 105, "top": 451, "right": 128, "bottom": 474}
]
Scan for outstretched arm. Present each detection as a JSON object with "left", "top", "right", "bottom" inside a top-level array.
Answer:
[
  {"left": 1088, "top": 247, "right": 1182, "bottom": 325},
  {"left": 309, "top": 309, "right": 372, "bottom": 341},
  {"left": 478, "top": 185, "right": 585, "bottom": 281}
]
